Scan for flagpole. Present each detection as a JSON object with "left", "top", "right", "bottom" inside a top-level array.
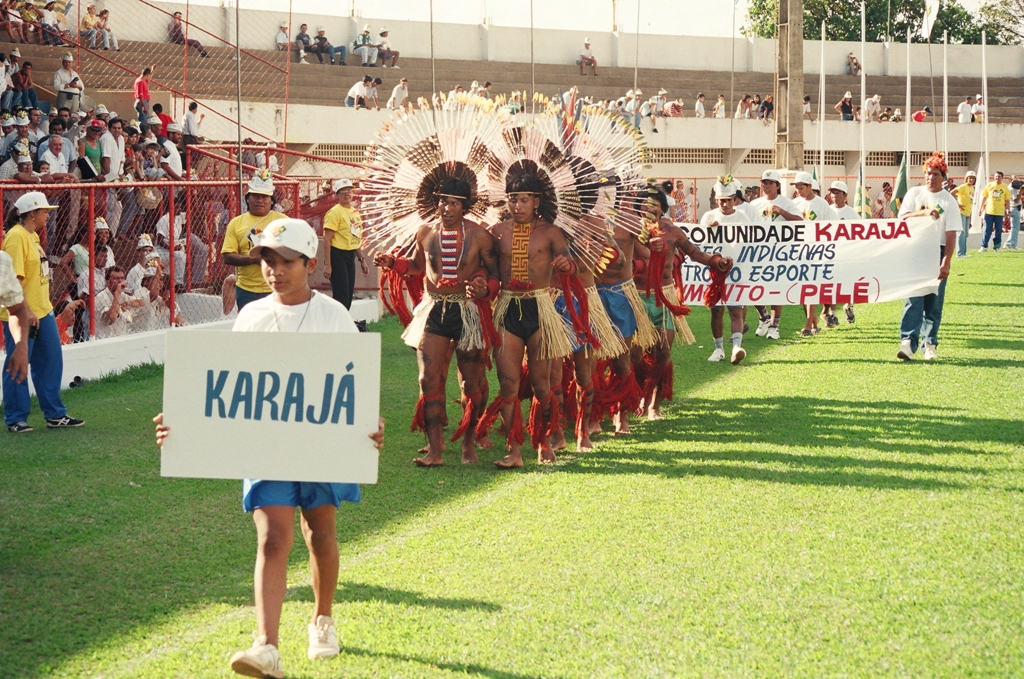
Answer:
[
  {"left": 982, "top": 30, "right": 990, "bottom": 183},
  {"left": 859, "top": 1, "right": 866, "bottom": 173},
  {"left": 904, "top": 26, "right": 911, "bottom": 174},
  {"left": 728, "top": 0, "right": 736, "bottom": 171},
  {"left": 820, "top": 20, "right": 825, "bottom": 182},
  {"left": 943, "top": 30, "right": 948, "bottom": 158}
]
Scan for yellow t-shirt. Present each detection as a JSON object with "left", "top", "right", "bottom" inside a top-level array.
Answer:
[
  {"left": 0, "top": 224, "right": 51, "bottom": 320},
  {"left": 323, "top": 204, "right": 363, "bottom": 251},
  {"left": 981, "top": 182, "right": 1009, "bottom": 217},
  {"left": 220, "top": 210, "right": 286, "bottom": 293},
  {"left": 954, "top": 183, "right": 974, "bottom": 217}
]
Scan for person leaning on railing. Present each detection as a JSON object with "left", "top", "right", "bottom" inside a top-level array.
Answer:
[{"left": 53, "top": 52, "right": 82, "bottom": 113}]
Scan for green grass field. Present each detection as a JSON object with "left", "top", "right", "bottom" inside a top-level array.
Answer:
[{"left": 3, "top": 253, "right": 1023, "bottom": 678}]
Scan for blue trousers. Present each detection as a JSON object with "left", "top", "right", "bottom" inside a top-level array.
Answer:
[
  {"left": 899, "top": 248, "right": 947, "bottom": 353},
  {"left": 982, "top": 214, "right": 1003, "bottom": 249},
  {"left": 2, "top": 313, "right": 68, "bottom": 425},
  {"left": 957, "top": 214, "right": 970, "bottom": 256},
  {"left": 1009, "top": 207, "right": 1020, "bottom": 249},
  {"left": 235, "top": 286, "right": 269, "bottom": 310}
]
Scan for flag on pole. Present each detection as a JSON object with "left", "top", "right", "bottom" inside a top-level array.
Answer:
[
  {"left": 890, "top": 154, "right": 909, "bottom": 214},
  {"left": 970, "top": 156, "right": 986, "bottom": 233},
  {"left": 854, "top": 164, "right": 872, "bottom": 218},
  {"left": 921, "top": 0, "right": 941, "bottom": 40}
]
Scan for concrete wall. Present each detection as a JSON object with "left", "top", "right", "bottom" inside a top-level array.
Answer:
[{"left": 89, "top": 0, "right": 1024, "bottom": 78}]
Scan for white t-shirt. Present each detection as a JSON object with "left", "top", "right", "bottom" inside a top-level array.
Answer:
[
  {"left": 957, "top": 101, "right": 972, "bottom": 123},
  {"left": 699, "top": 207, "right": 751, "bottom": 226},
  {"left": 41, "top": 148, "right": 68, "bottom": 174},
  {"left": 694, "top": 100, "right": 705, "bottom": 118},
  {"left": 750, "top": 194, "right": 800, "bottom": 222},
  {"left": 276, "top": 30, "right": 288, "bottom": 47},
  {"left": 0, "top": 250, "right": 24, "bottom": 307},
  {"left": 897, "top": 186, "right": 961, "bottom": 233},
  {"left": 161, "top": 139, "right": 183, "bottom": 177},
  {"left": 77, "top": 267, "right": 106, "bottom": 297},
  {"left": 864, "top": 98, "right": 880, "bottom": 116},
  {"left": 834, "top": 204, "right": 860, "bottom": 220},
  {"left": 971, "top": 103, "right": 985, "bottom": 119},
  {"left": 156, "top": 212, "right": 187, "bottom": 243},
  {"left": 95, "top": 286, "right": 141, "bottom": 338},
  {"left": 347, "top": 82, "right": 368, "bottom": 100},
  {"left": 802, "top": 102, "right": 811, "bottom": 114},
  {"left": 99, "top": 132, "right": 124, "bottom": 181},
  {"left": 792, "top": 195, "right": 838, "bottom": 221},
  {"left": 183, "top": 110, "right": 201, "bottom": 136},
  {"left": 233, "top": 290, "right": 358, "bottom": 334},
  {"left": 388, "top": 84, "right": 408, "bottom": 108},
  {"left": 580, "top": 45, "right": 593, "bottom": 59}
]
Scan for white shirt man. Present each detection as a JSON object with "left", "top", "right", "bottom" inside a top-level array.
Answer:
[
  {"left": 347, "top": 80, "right": 369, "bottom": 106},
  {"left": 275, "top": 25, "right": 289, "bottom": 50},
  {"left": 971, "top": 96, "right": 985, "bottom": 122},
  {"left": 155, "top": 212, "right": 188, "bottom": 285},
  {"left": 957, "top": 98, "right": 972, "bottom": 124},
  {"left": 863, "top": 95, "right": 881, "bottom": 122},
  {"left": 750, "top": 171, "right": 801, "bottom": 222},
  {"left": 95, "top": 278, "right": 142, "bottom": 339},
  {"left": 829, "top": 182, "right": 861, "bottom": 220},
  {"left": 387, "top": 80, "right": 408, "bottom": 109},
  {"left": 183, "top": 108, "right": 202, "bottom": 137},
  {"left": 791, "top": 172, "right": 838, "bottom": 221},
  {"left": 161, "top": 133, "right": 183, "bottom": 178},
  {"left": 99, "top": 127, "right": 125, "bottom": 181},
  {"left": 40, "top": 140, "right": 68, "bottom": 173},
  {"left": 694, "top": 96, "right": 706, "bottom": 118},
  {"left": 53, "top": 62, "right": 83, "bottom": 96}
]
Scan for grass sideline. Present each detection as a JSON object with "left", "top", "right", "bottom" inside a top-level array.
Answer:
[{"left": 2, "top": 252, "right": 1022, "bottom": 678}]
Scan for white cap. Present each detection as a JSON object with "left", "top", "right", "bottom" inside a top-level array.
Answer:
[
  {"left": 15, "top": 150, "right": 32, "bottom": 165},
  {"left": 317, "top": 25, "right": 325, "bottom": 31},
  {"left": 976, "top": 93, "right": 983, "bottom": 99},
  {"left": 811, "top": 179, "right": 820, "bottom": 191},
  {"left": 247, "top": 170, "right": 275, "bottom": 196},
  {"left": 872, "top": 94, "right": 880, "bottom": 101},
  {"left": 658, "top": 88, "right": 668, "bottom": 95},
  {"left": 14, "top": 191, "right": 58, "bottom": 214},
  {"left": 280, "top": 20, "right": 288, "bottom": 27},
  {"left": 94, "top": 217, "right": 109, "bottom": 230},
  {"left": 844, "top": 91, "right": 852, "bottom": 99},
  {"left": 793, "top": 171, "right": 813, "bottom": 185},
  {"left": 137, "top": 233, "right": 154, "bottom": 249},
  {"left": 379, "top": 26, "right": 388, "bottom": 33},
  {"left": 166, "top": 122, "right": 182, "bottom": 133},
  {"left": 584, "top": 37, "right": 590, "bottom": 43},
  {"left": 761, "top": 169, "right": 781, "bottom": 183},
  {"left": 250, "top": 218, "right": 319, "bottom": 260},
  {"left": 713, "top": 175, "right": 742, "bottom": 197},
  {"left": 634, "top": 89, "right": 642, "bottom": 96},
  {"left": 61, "top": 51, "right": 73, "bottom": 62},
  {"left": 362, "top": 23, "right": 370, "bottom": 31},
  {"left": 95, "top": 104, "right": 109, "bottom": 115},
  {"left": 14, "top": 112, "right": 28, "bottom": 126},
  {"left": 965, "top": 170, "right": 976, "bottom": 178},
  {"left": 146, "top": 115, "right": 161, "bottom": 125},
  {"left": 10, "top": 48, "right": 20, "bottom": 57},
  {"left": 332, "top": 178, "right": 353, "bottom": 193},
  {"left": 830, "top": 180, "right": 849, "bottom": 194}
]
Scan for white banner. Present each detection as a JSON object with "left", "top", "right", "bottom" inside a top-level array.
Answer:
[
  {"left": 161, "top": 330, "right": 381, "bottom": 484},
  {"left": 677, "top": 216, "right": 945, "bottom": 306}
]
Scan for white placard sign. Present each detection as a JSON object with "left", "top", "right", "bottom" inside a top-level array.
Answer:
[{"left": 161, "top": 330, "right": 380, "bottom": 484}]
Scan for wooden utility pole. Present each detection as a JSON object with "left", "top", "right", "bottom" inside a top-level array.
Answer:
[{"left": 775, "top": 0, "right": 804, "bottom": 170}]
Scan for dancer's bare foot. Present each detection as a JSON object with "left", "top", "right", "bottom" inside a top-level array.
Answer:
[
  {"left": 550, "top": 429, "right": 567, "bottom": 451},
  {"left": 614, "top": 411, "right": 631, "bottom": 436},
  {"left": 588, "top": 419, "right": 603, "bottom": 435},
  {"left": 418, "top": 441, "right": 445, "bottom": 454},
  {"left": 475, "top": 434, "right": 493, "bottom": 449},
  {"left": 495, "top": 450, "right": 524, "bottom": 468},
  {"left": 647, "top": 405, "right": 663, "bottom": 421},
  {"left": 577, "top": 433, "right": 594, "bottom": 452},
  {"left": 460, "top": 438, "right": 479, "bottom": 464},
  {"left": 537, "top": 443, "right": 557, "bottom": 464},
  {"left": 413, "top": 451, "right": 444, "bottom": 467}
]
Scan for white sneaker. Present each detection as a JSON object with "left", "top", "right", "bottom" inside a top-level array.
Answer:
[
  {"left": 308, "top": 615, "right": 340, "bottom": 659},
  {"left": 392, "top": 65, "right": 400, "bottom": 69},
  {"left": 922, "top": 343, "right": 938, "bottom": 361},
  {"left": 731, "top": 346, "right": 746, "bottom": 365},
  {"left": 766, "top": 325, "right": 780, "bottom": 340},
  {"left": 382, "top": 63, "right": 388, "bottom": 68},
  {"left": 708, "top": 347, "right": 725, "bottom": 362},
  {"left": 755, "top": 317, "right": 771, "bottom": 337},
  {"left": 897, "top": 339, "right": 915, "bottom": 361},
  {"left": 230, "top": 635, "right": 283, "bottom": 678},
  {"left": 978, "top": 247, "right": 988, "bottom": 252},
  {"left": 299, "top": 58, "right": 310, "bottom": 64}
]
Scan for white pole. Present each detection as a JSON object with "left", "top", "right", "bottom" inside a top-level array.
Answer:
[
  {"left": 728, "top": 0, "right": 736, "bottom": 169},
  {"left": 859, "top": 1, "right": 866, "bottom": 172},
  {"left": 982, "top": 30, "right": 990, "bottom": 182},
  {"left": 633, "top": 0, "right": 641, "bottom": 93},
  {"left": 820, "top": 21, "right": 825, "bottom": 181},
  {"left": 905, "top": 27, "right": 911, "bottom": 165},
  {"left": 943, "top": 30, "right": 948, "bottom": 158},
  {"left": 531, "top": 0, "right": 536, "bottom": 114}
]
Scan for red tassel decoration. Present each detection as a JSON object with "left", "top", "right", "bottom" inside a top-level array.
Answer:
[
  {"left": 518, "top": 362, "right": 533, "bottom": 401},
  {"left": 450, "top": 387, "right": 486, "bottom": 442},
  {"left": 558, "top": 273, "right": 602, "bottom": 348},
  {"left": 604, "top": 369, "right": 642, "bottom": 416},
  {"left": 576, "top": 384, "right": 594, "bottom": 440},
  {"left": 406, "top": 272, "right": 425, "bottom": 306},
  {"left": 703, "top": 255, "right": 730, "bottom": 308},
  {"left": 475, "top": 396, "right": 524, "bottom": 446},
  {"left": 660, "top": 361, "right": 674, "bottom": 402},
  {"left": 380, "top": 268, "right": 414, "bottom": 327},
  {"left": 640, "top": 360, "right": 664, "bottom": 415},
  {"left": 527, "top": 394, "right": 563, "bottom": 449},
  {"left": 474, "top": 298, "right": 502, "bottom": 349},
  {"left": 410, "top": 390, "right": 445, "bottom": 433}
]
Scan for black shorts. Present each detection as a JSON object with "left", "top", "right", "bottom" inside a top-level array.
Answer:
[
  {"left": 424, "top": 299, "right": 463, "bottom": 340},
  {"left": 503, "top": 297, "right": 540, "bottom": 341}
]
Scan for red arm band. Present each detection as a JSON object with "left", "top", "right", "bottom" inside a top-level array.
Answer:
[
  {"left": 486, "top": 277, "right": 501, "bottom": 300},
  {"left": 632, "top": 258, "right": 646, "bottom": 275},
  {"left": 392, "top": 256, "right": 410, "bottom": 275}
]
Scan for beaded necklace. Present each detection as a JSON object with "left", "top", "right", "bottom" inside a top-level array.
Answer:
[{"left": 437, "top": 218, "right": 464, "bottom": 287}]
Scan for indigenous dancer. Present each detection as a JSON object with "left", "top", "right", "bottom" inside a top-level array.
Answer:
[
  {"left": 374, "top": 178, "right": 499, "bottom": 466},
  {"left": 749, "top": 169, "right": 801, "bottom": 339},
  {"left": 478, "top": 172, "right": 577, "bottom": 468},
  {"left": 700, "top": 176, "right": 749, "bottom": 365}
]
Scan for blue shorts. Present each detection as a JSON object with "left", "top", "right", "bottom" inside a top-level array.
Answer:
[
  {"left": 242, "top": 480, "right": 361, "bottom": 512},
  {"left": 596, "top": 282, "right": 637, "bottom": 340},
  {"left": 235, "top": 286, "right": 270, "bottom": 311},
  {"left": 553, "top": 293, "right": 587, "bottom": 354}
]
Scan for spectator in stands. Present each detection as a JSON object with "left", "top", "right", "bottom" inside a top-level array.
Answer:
[
  {"left": 76, "top": 235, "right": 109, "bottom": 303},
  {"left": 154, "top": 194, "right": 188, "bottom": 287},
  {"left": 7, "top": 47, "right": 20, "bottom": 77},
  {"left": 79, "top": 4, "right": 107, "bottom": 49},
  {"left": 12, "top": 61, "right": 36, "bottom": 110},
  {"left": 77, "top": 118, "right": 105, "bottom": 179},
  {"left": 735, "top": 93, "right": 752, "bottom": 119},
  {"left": 169, "top": 11, "right": 209, "bottom": 58},
  {"left": 345, "top": 75, "right": 371, "bottom": 109},
  {"left": 151, "top": 103, "right": 172, "bottom": 137},
  {"left": 377, "top": 27, "right": 399, "bottom": 68},
  {"left": 312, "top": 26, "right": 343, "bottom": 65},
  {"left": 578, "top": 37, "right": 598, "bottom": 76},
  {"left": 96, "top": 9, "right": 119, "bottom": 51},
  {"left": 693, "top": 93, "right": 706, "bottom": 118},
  {"left": 39, "top": 0, "right": 64, "bottom": 45},
  {"left": 160, "top": 122, "right": 183, "bottom": 180},
  {"left": 221, "top": 172, "right": 287, "bottom": 310},
  {"left": 759, "top": 94, "right": 774, "bottom": 123},
  {"left": 2, "top": 192, "right": 84, "bottom": 432},
  {"left": 911, "top": 106, "right": 932, "bottom": 122},
  {"left": 19, "top": 1, "right": 41, "bottom": 43},
  {"left": 711, "top": 94, "right": 726, "bottom": 118},
  {"left": 662, "top": 98, "right": 684, "bottom": 117},
  {"left": 863, "top": 94, "right": 881, "bottom": 122},
  {"left": 879, "top": 106, "right": 892, "bottom": 121},
  {"left": 891, "top": 108, "right": 903, "bottom": 123},
  {"left": 94, "top": 265, "right": 142, "bottom": 338},
  {"left": 625, "top": 89, "right": 642, "bottom": 129},
  {"left": 835, "top": 91, "right": 854, "bottom": 121},
  {"left": 94, "top": 104, "right": 110, "bottom": 125},
  {"left": 26, "top": 107, "right": 43, "bottom": 144},
  {"left": 62, "top": 218, "right": 115, "bottom": 281},
  {"left": 322, "top": 178, "right": 366, "bottom": 309},
  {"left": 140, "top": 140, "right": 163, "bottom": 179},
  {"left": 0, "top": 144, "right": 34, "bottom": 182},
  {"left": 353, "top": 24, "right": 376, "bottom": 67},
  {"left": 366, "top": 77, "right": 383, "bottom": 110},
  {"left": 125, "top": 234, "right": 160, "bottom": 295},
  {"left": 134, "top": 67, "right": 153, "bottom": 120},
  {"left": 39, "top": 132, "right": 68, "bottom": 173},
  {"left": 387, "top": 77, "right": 408, "bottom": 109},
  {"left": 182, "top": 101, "right": 204, "bottom": 146},
  {"left": 100, "top": 117, "right": 125, "bottom": 182},
  {"left": 972, "top": 94, "right": 985, "bottom": 123},
  {"left": 802, "top": 94, "right": 815, "bottom": 122},
  {"left": 293, "top": 23, "right": 312, "bottom": 64},
  {"left": 53, "top": 52, "right": 83, "bottom": 112},
  {"left": 4, "top": 0, "right": 28, "bottom": 43},
  {"left": 956, "top": 95, "right": 972, "bottom": 123},
  {"left": 847, "top": 52, "right": 862, "bottom": 75}
]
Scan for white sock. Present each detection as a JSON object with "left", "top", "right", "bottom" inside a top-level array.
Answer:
[
  {"left": 714, "top": 337, "right": 724, "bottom": 351},
  {"left": 731, "top": 333, "right": 742, "bottom": 349}
]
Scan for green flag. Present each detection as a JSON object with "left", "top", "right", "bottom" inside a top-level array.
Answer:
[
  {"left": 854, "top": 164, "right": 872, "bottom": 218},
  {"left": 890, "top": 154, "right": 908, "bottom": 215}
]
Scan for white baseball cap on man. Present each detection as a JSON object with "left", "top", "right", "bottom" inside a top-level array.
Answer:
[
  {"left": 137, "top": 234, "right": 154, "bottom": 249},
  {"left": 247, "top": 170, "right": 275, "bottom": 196},
  {"left": 15, "top": 191, "right": 58, "bottom": 214},
  {"left": 965, "top": 170, "right": 976, "bottom": 178},
  {"left": 811, "top": 179, "right": 820, "bottom": 192},
  {"left": 793, "top": 171, "right": 814, "bottom": 186},
  {"left": 761, "top": 169, "right": 781, "bottom": 183},
  {"left": 830, "top": 181, "right": 849, "bottom": 194},
  {"left": 166, "top": 122, "right": 182, "bottom": 133},
  {"left": 332, "top": 178, "right": 353, "bottom": 193},
  {"left": 250, "top": 218, "right": 319, "bottom": 260}
]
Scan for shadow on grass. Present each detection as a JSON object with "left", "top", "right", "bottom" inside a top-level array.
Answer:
[
  {"left": 567, "top": 396, "right": 1022, "bottom": 490},
  {"left": 334, "top": 645, "right": 560, "bottom": 679},
  {"left": 287, "top": 581, "right": 501, "bottom": 612}
]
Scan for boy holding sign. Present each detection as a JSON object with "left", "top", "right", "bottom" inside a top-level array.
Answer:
[{"left": 155, "top": 218, "right": 385, "bottom": 679}]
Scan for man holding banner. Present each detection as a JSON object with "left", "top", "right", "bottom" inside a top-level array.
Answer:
[
  {"left": 896, "top": 153, "right": 960, "bottom": 362},
  {"left": 791, "top": 172, "right": 838, "bottom": 336},
  {"left": 750, "top": 170, "right": 801, "bottom": 339},
  {"left": 156, "top": 218, "right": 386, "bottom": 678},
  {"left": 699, "top": 176, "right": 745, "bottom": 364}
]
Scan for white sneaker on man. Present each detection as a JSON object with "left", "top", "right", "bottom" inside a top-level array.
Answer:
[
  {"left": 308, "top": 615, "right": 340, "bottom": 659},
  {"left": 755, "top": 317, "right": 771, "bottom": 336},
  {"left": 731, "top": 346, "right": 746, "bottom": 365},
  {"left": 897, "top": 339, "right": 915, "bottom": 361},
  {"left": 708, "top": 348, "right": 725, "bottom": 362},
  {"left": 230, "top": 635, "right": 283, "bottom": 678},
  {"left": 922, "top": 343, "right": 938, "bottom": 361},
  {"left": 299, "top": 58, "right": 310, "bottom": 64},
  {"left": 766, "top": 325, "right": 780, "bottom": 340},
  {"left": 978, "top": 246, "right": 988, "bottom": 252}
]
